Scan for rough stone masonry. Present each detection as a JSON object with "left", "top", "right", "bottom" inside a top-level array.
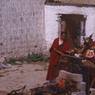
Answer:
[{"left": 0, "top": 0, "right": 46, "bottom": 59}]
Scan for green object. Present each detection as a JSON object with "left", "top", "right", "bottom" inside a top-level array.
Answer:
[
  {"left": 27, "top": 53, "right": 49, "bottom": 62},
  {"left": 7, "top": 58, "right": 17, "bottom": 65}
]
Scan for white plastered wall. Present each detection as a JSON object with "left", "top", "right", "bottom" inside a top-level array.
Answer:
[{"left": 45, "top": 5, "right": 95, "bottom": 49}]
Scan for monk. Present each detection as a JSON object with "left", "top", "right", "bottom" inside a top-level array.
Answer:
[{"left": 46, "top": 21, "right": 72, "bottom": 80}]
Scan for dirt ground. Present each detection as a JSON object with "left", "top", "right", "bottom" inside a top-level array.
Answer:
[{"left": 0, "top": 62, "right": 48, "bottom": 94}]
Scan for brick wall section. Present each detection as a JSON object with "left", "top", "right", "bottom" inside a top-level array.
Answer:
[{"left": 0, "top": 0, "right": 47, "bottom": 58}]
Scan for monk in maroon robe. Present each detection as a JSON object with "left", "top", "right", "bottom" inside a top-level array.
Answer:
[{"left": 46, "top": 31, "right": 72, "bottom": 80}]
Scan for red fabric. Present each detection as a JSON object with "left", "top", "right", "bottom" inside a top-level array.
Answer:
[{"left": 46, "top": 38, "right": 71, "bottom": 80}]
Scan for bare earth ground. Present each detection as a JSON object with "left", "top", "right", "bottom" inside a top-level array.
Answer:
[{"left": 0, "top": 62, "right": 48, "bottom": 94}]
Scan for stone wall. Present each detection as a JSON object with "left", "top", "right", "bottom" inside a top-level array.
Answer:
[{"left": 0, "top": 0, "right": 47, "bottom": 58}]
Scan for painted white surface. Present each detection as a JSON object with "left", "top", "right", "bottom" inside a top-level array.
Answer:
[{"left": 45, "top": 5, "right": 95, "bottom": 49}]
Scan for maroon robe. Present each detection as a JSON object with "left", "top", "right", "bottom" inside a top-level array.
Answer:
[{"left": 46, "top": 38, "right": 71, "bottom": 80}]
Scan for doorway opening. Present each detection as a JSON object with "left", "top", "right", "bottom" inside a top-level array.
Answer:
[{"left": 58, "top": 14, "right": 86, "bottom": 48}]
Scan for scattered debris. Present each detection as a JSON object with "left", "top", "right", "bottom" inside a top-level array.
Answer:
[
  {"left": 7, "top": 85, "right": 26, "bottom": 95},
  {"left": 30, "top": 78, "right": 78, "bottom": 95},
  {"left": 35, "top": 69, "right": 43, "bottom": 71},
  {"left": 0, "top": 63, "right": 11, "bottom": 70}
]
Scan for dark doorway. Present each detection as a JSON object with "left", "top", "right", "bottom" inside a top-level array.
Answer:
[{"left": 59, "top": 14, "right": 86, "bottom": 48}]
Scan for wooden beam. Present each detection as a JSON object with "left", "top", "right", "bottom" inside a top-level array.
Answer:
[{"left": 45, "top": 2, "right": 95, "bottom": 7}]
